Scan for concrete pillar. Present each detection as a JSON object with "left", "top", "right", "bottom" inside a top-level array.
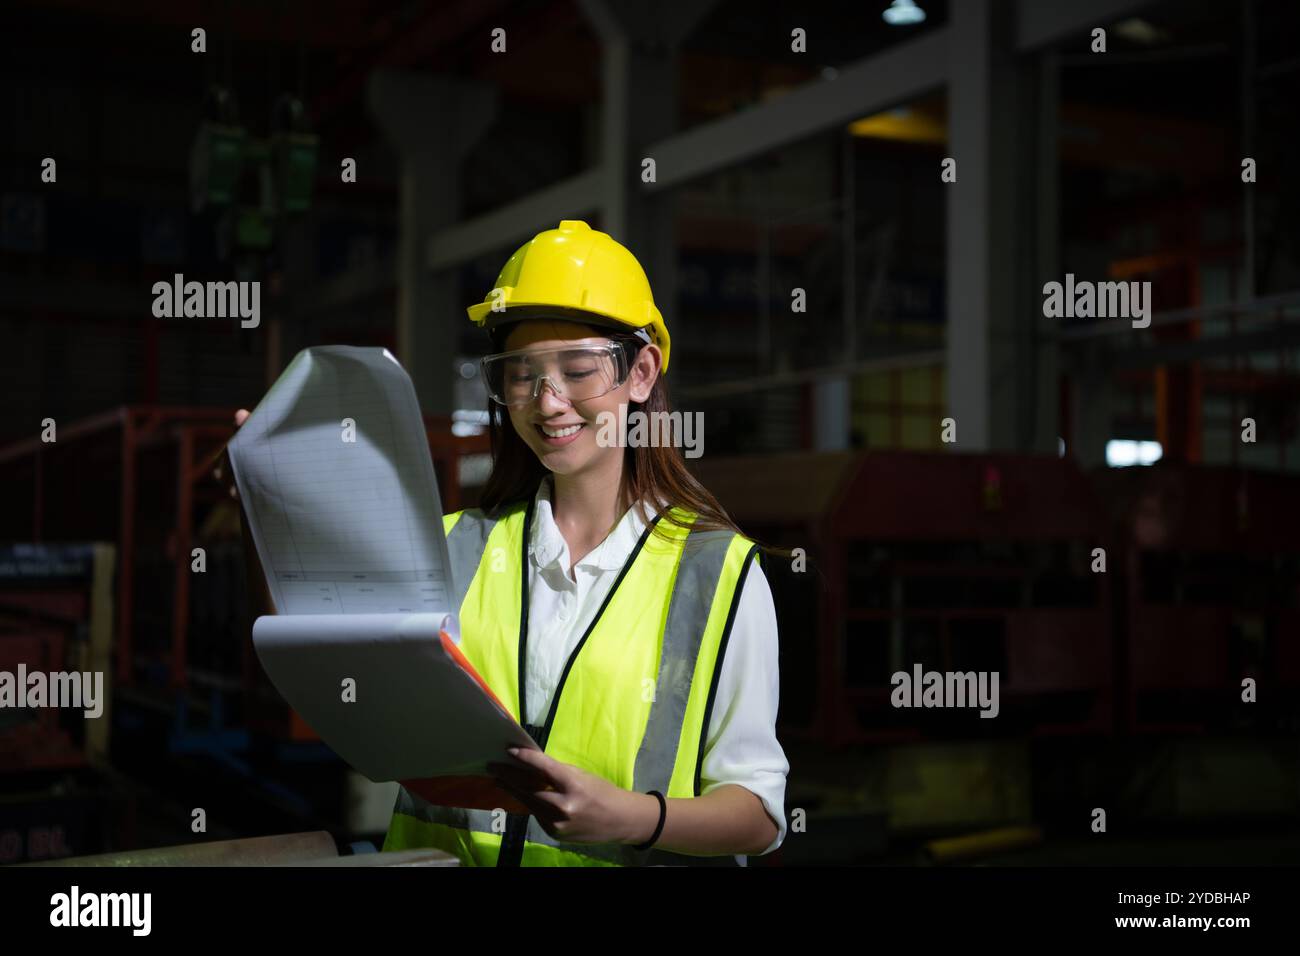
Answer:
[
  {"left": 817, "top": 133, "right": 854, "bottom": 453},
  {"left": 277, "top": 213, "right": 317, "bottom": 382},
  {"left": 814, "top": 378, "right": 852, "bottom": 451},
  {"left": 1029, "top": 52, "right": 1062, "bottom": 455},
  {"left": 367, "top": 71, "right": 497, "bottom": 415},
  {"left": 946, "top": 0, "right": 1059, "bottom": 453},
  {"left": 579, "top": 0, "right": 716, "bottom": 359}
]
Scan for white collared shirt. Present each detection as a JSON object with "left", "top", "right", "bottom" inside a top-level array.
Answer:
[{"left": 522, "top": 475, "right": 788, "bottom": 857}]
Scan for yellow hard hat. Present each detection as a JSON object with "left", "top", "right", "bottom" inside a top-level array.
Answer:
[{"left": 467, "top": 219, "right": 672, "bottom": 373}]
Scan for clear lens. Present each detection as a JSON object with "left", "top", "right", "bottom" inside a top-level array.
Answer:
[{"left": 480, "top": 343, "right": 629, "bottom": 407}]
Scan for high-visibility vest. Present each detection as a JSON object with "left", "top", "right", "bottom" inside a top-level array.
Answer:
[{"left": 382, "top": 496, "right": 762, "bottom": 866}]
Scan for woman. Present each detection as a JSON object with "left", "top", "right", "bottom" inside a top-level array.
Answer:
[{"left": 239, "top": 220, "right": 788, "bottom": 866}]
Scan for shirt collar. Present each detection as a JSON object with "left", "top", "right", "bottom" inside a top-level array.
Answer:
[{"left": 528, "top": 474, "right": 653, "bottom": 573}]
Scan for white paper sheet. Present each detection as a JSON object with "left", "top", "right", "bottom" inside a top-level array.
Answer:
[{"left": 225, "top": 345, "right": 453, "bottom": 615}]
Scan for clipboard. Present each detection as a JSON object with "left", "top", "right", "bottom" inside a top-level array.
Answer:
[{"left": 251, "top": 612, "right": 538, "bottom": 815}]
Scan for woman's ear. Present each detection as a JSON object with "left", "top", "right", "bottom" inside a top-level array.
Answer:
[{"left": 627, "top": 344, "right": 662, "bottom": 403}]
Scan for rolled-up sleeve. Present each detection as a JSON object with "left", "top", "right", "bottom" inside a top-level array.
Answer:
[{"left": 698, "top": 556, "right": 789, "bottom": 856}]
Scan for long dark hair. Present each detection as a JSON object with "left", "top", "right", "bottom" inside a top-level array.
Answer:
[{"left": 478, "top": 325, "right": 759, "bottom": 548}]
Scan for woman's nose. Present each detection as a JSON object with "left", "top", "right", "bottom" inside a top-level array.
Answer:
[{"left": 535, "top": 377, "right": 571, "bottom": 411}]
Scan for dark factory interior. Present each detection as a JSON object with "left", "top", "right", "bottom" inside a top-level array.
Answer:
[{"left": 1, "top": 0, "right": 1298, "bottom": 873}]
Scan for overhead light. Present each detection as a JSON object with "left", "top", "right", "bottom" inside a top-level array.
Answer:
[
  {"left": 848, "top": 106, "right": 945, "bottom": 144},
  {"left": 1106, "top": 439, "right": 1163, "bottom": 467},
  {"left": 452, "top": 408, "right": 489, "bottom": 437},
  {"left": 883, "top": 0, "right": 926, "bottom": 26},
  {"left": 1113, "top": 18, "right": 1171, "bottom": 45}
]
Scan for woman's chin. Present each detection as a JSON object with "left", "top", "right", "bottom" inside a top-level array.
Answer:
[
  {"left": 538, "top": 448, "right": 585, "bottom": 473},
  {"left": 534, "top": 443, "right": 615, "bottom": 478}
]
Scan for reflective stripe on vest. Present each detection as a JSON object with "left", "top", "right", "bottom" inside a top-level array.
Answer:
[
  {"left": 444, "top": 508, "right": 496, "bottom": 616},
  {"left": 384, "top": 498, "right": 760, "bottom": 866}
]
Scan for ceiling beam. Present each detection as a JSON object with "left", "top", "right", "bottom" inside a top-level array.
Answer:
[
  {"left": 426, "top": 169, "right": 603, "bottom": 270},
  {"left": 1017, "top": 0, "right": 1157, "bottom": 52}
]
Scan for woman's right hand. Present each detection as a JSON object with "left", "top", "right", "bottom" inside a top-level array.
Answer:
[{"left": 214, "top": 409, "right": 252, "bottom": 499}]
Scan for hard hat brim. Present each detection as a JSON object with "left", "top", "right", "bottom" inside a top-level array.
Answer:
[{"left": 472, "top": 303, "right": 643, "bottom": 336}]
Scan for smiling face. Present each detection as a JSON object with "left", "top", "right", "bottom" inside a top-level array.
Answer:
[{"left": 499, "top": 319, "right": 659, "bottom": 479}]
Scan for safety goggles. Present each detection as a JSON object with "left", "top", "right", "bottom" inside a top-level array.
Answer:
[{"left": 479, "top": 341, "right": 636, "bottom": 408}]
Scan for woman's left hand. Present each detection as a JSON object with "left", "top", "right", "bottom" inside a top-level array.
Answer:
[{"left": 487, "top": 747, "right": 646, "bottom": 846}]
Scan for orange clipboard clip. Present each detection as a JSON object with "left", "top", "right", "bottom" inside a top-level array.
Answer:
[{"left": 397, "top": 628, "right": 533, "bottom": 815}]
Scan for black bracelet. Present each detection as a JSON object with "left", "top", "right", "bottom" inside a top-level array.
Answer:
[{"left": 632, "top": 790, "right": 666, "bottom": 850}]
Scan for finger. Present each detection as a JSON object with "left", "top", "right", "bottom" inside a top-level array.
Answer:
[
  {"left": 234, "top": 408, "right": 250, "bottom": 427},
  {"left": 502, "top": 780, "right": 567, "bottom": 825},
  {"left": 494, "top": 777, "right": 558, "bottom": 822},
  {"left": 506, "top": 746, "right": 564, "bottom": 787},
  {"left": 492, "top": 776, "right": 534, "bottom": 812}
]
